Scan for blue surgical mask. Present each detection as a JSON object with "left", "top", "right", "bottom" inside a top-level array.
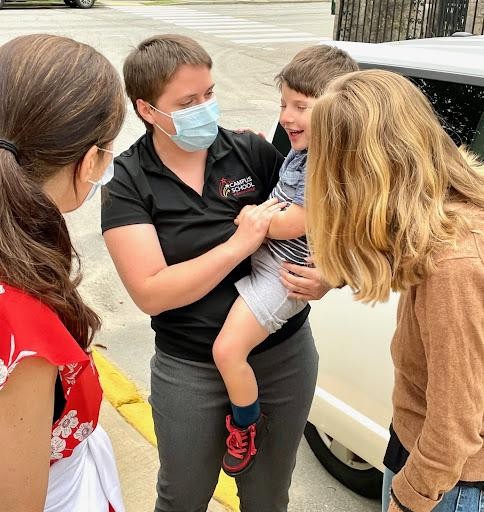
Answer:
[
  {"left": 85, "top": 148, "right": 114, "bottom": 201},
  {"left": 150, "top": 97, "right": 219, "bottom": 152}
]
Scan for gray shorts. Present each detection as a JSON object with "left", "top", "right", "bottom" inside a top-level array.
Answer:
[{"left": 235, "top": 244, "right": 307, "bottom": 334}]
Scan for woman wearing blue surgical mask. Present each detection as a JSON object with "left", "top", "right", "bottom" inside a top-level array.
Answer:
[
  {"left": 102, "top": 34, "right": 326, "bottom": 512},
  {"left": 148, "top": 97, "right": 219, "bottom": 152},
  {"left": 0, "top": 34, "right": 125, "bottom": 512}
]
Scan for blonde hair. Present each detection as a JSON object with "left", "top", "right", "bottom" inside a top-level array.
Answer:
[{"left": 307, "top": 69, "right": 484, "bottom": 303}]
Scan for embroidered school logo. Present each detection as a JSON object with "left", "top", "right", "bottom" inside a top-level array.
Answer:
[
  {"left": 219, "top": 176, "right": 256, "bottom": 198},
  {"left": 219, "top": 177, "right": 232, "bottom": 198}
]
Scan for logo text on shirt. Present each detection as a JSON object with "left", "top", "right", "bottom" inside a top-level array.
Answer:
[{"left": 219, "top": 176, "right": 256, "bottom": 198}]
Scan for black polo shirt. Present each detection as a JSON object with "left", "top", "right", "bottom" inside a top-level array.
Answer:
[{"left": 101, "top": 127, "right": 310, "bottom": 362}]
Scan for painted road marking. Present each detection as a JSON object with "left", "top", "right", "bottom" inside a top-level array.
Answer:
[
  {"left": 110, "top": 5, "right": 321, "bottom": 46},
  {"left": 233, "top": 36, "right": 319, "bottom": 43},
  {"left": 204, "top": 27, "right": 290, "bottom": 33}
]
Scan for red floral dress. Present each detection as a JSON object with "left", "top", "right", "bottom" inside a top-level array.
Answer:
[{"left": 0, "top": 283, "right": 124, "bottom": 512}]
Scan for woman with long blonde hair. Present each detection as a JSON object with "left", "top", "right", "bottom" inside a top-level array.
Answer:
[{"left": 307, "top": 69, "right": 484, "bottom": 512}]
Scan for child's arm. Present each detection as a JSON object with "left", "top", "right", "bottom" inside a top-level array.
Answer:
[{"left": 267, "top": 204, "right": 305, "bottom": 240}]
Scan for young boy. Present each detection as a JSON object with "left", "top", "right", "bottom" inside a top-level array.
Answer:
[{"left": 212, "top": 45, "right": 358, "bottom": 476}]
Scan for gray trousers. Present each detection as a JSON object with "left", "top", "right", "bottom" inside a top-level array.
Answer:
[{"left": 149, "top": 320, "right": 318, "bottom": 512}]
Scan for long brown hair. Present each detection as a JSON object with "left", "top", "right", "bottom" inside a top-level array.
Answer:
[
  {"left": 0, "top": 34, "right": 125, "bottom": 349},
  {"left": 307, "top": 70, "right": 484, "bottom": 303}
]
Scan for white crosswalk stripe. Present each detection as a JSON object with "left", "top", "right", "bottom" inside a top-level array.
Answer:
[
  {"left": 204, "top": 28, "right": 291, "bottom": 33},
  {"left": 110, "top": 6, "right": 320, "bottom": 46}
]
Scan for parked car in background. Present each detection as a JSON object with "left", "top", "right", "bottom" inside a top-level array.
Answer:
[
  {"left": 271, "top": 34, "right": 484, "bottom": 500},
  {"left": 0, "top": 0, "right": 95, "bottom": 8}
]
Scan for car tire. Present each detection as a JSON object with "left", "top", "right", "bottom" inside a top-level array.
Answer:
[
  {"left": 74, "top": 0, "right": 95, "bottom": 7},
  {"left": 304, "top": 422, "right": 383, "bottom": 499}
]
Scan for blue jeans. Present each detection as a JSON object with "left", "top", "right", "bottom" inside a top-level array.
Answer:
[{"left": 382, "top": 468, "right": 484, "bottom": 512}]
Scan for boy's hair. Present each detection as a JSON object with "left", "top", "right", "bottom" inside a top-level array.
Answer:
[
  {"left": 123, "top": 34, "right": 212, "bottom": 128},
  {"left": 275, "top": 45, "right": 358, "bottom": 98}
]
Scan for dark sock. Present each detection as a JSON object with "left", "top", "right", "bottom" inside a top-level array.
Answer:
[{"left": 231, "top": 399, "right": 260, "bottom": 428}]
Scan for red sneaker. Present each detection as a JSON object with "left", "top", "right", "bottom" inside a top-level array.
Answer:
[{"left": 221, "top": 414, "right": 267, "bottom": 477}]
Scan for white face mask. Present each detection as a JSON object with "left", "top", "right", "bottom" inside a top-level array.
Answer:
[{"left": 85, "top": 147, "right": 114, "bottom": 202}]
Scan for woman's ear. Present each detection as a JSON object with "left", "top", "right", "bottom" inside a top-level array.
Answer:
[
  {"left": 77, "top": 145, "right": 100, "bottom": 184},
  {"left": 136, "top": 99, "right": 155, "bottom": 126}
]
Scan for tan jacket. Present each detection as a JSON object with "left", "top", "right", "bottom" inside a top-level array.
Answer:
[{"left": 391, "top": 203, "right": 484, "bottom": 512}]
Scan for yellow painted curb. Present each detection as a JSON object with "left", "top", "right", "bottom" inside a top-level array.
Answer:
[
  {"left": 93, "top": 351, "right": 141, "bottom": 408},
  {"left": 93, "top": 350, "right": 240, "bottom": 511},
  {"left": 118, "top": 402, "right": 158, "bottom": 446}
]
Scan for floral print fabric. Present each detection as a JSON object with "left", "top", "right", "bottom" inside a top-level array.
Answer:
[{"left": 0, "top": 283, "right": 103, "bottom": 464}]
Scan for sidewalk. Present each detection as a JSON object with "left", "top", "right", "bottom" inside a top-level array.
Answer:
[{"left": 100, "top": 400, "right": 229, "bottom": 512}]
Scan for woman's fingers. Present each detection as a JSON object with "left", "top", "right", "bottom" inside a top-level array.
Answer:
[
  {"left": 262, "top": 197, "right": 279, "bottom": 206},
  {"left": 280, "top": 263, "right": 332, "bottom": 301},
  {"left": 281, "top": 261, "right": 314, "bottom": 278},
  {"left": 279, "top": 269, "right": 309, "bottom": 292},
  {"left": 240, "top": 204, "right": 257, "bottom": 214},
  {"left": 235, "top": 204, "right": 256, "bottom": 223},
  {"left": 280, "top": 272, "right": 312, "bottom": 300},
  {"left": 233, "top": 198, "right": 283, "bottom": 232},
  {"left": 254, "top": 199, "right": 286, "bottom": 219},
  {"left": 261, "top": 197, "right": 280, "bottom": 208},
  {"left": 268, "top": 202, "right": 287, "bottom": 213},
  {"left": 287, "top": 292, "right": 314, "bottom": 301},
  {"left": 245, "top": 199, "right": 281, "bottom": 220}
]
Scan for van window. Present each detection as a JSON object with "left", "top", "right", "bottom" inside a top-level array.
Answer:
[
  {"left": 409, "top": 77, "right": 484, "bottom": 159},
  {"left": 471, "top": 113, "right": 484, "bottom": 157}
]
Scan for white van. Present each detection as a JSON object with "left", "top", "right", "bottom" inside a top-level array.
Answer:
[{"left": 270, "top": 34, "right": 484, "bottom": 499}]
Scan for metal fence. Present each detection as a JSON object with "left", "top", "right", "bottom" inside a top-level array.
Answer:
[{"left": 334, "top": 0, "right": 484, "bottom": 42}]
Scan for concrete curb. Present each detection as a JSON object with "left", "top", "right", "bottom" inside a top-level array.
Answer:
[{"left": 93, "top": 349, "right": 240, "bottom": 512}]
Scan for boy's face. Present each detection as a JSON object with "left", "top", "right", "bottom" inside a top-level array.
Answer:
[{"left": 279, "top": 83, "right": 316, "bottom": 151}]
